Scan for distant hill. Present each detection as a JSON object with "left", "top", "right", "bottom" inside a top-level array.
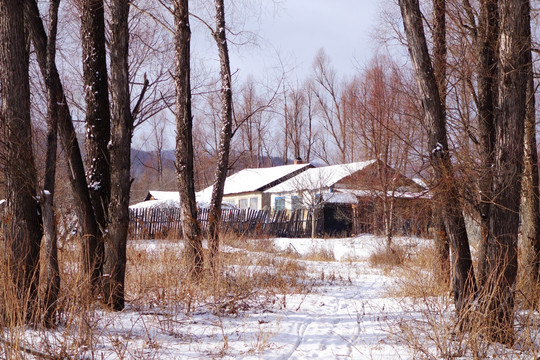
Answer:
[
  {"left": 130, "top": 148, "right": 175, "bottom": 177},
  {"left": 131, "top": 148, "right": 302, "bottom": 179}
]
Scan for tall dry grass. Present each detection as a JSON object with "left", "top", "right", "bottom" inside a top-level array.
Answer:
[
  {"left": 382, "top": 241, "right": 540, "bottom": 359},
  {"left": 0, "top": 230, "right": 315, "bottom": 358}
]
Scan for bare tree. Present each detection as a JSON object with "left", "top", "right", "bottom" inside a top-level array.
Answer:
[
  {"left": 311, "top": 49, "right": 353, "bottom": 164},
  {"left": 351, "top": 57, "right": 413, "bottom": 248},
  {"left": 174, "top": 0, "right": 204, "bottom": 278},
  {"left": 519, "top": 1, "right": 540, "bottom": 308},
  {"left": 481, "top": 0, "right": 528, "bottom": 344},
  {"left": 0, "top": 0, "right": 43, "bottom": 319},
  {"left": 153, "top": 116, "right": 167, "bottom": 187},
  {"left": 137, "top": 113, "right": 170, "bottom": 187},
  {"left": 281, "top": 84, "right": 289, "bottom": 165},
  {"left": 398, "top": 0, "right": 476, "bottom": 323},
  {"left": 81, "top": 0, "right": 111, "bottom": 288},
  {"left": 24, "top": 0, "right": 100, "bottom": 292},
  {"left": 236, "top": 79, "right": 265, "bottom": 168},
  {"left": 39, "top": 0, "right": 61, "bottom": 327},
  {"left": 474, "top": 0, "right": 498, "bottom": 289},
  {"left": 233, "top": 77, "right": 279, "bottom": 169},
  {"left": 431, "top": 0, "right": 450, "bottom": 283},
  {"left": 208, "top": 0, "right": 234, "bottom": 270},
  {"left": 304, "top": 80, "right": 317, "bottom": 163},
  {"left": 279, "top": 169, "right": 334, "bottom": 238},
  {"left": 103, "top": 0, "right": 138, "bottom": 310},
  {"left": 128, "top": 0, "right": 176, "bottom": 129},
  {"left": 283, "top": 81, "right": 314, "bottom": 163}
]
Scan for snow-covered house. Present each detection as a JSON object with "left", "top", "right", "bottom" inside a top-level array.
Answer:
[
  {"left": 133, "top": 163, "right": 313, "bottom": 211},
  {"left": 196, "top": 162, "right": 313, "bottom": 210},
  {"left": 265, "top": 161, "right": 370, "bottom": 210},
  {"left": 264, "top": 160, "right": 429, "bottom": 235},
  {"left": 265, "top": 160, "right": 425, "bottom": 209}
]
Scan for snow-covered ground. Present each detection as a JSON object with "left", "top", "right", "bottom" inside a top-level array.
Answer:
[{"left": 3, "top": 235, "right": 538, "bottom": 359}]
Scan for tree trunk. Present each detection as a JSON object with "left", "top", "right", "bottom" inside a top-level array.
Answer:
[
  {"left": 283, "top": 89, "right": 289, "bottom": 165},
  {"left": 518, "top": 1, "right": 540, "bottom": 308},
  {"left": 383, "top": 197, "right": 395, "bottom": 249},
  {"left": 208, "top": 0, "right": 234, "bottom": 272},
  {"left": 0, "top": 0, "right": 43, "bottom": 320},
  {"left": 174, "top": 0, "right": 204, "bottom": 278},
  {"left": 476, "top": 0, "right": 498, "bottom": 289},
  {"left": 103, "top": 0, "right": 132, "bottom": 311},
  {"left": 481, "top": 0, "right": 528, "bottom": 345},
  {"left": 432, "top": 206, "right": 450, "bottom": 285},
  {"left": 39, "top": 191, "right": 59, "bottom": 326},
  {"left": 23, "top": 0, "right": 99, "bottom": 291},
  {"left": 311, "top": 208, "right": 317, "bottom": 238},
  {"left": 398, "top": 0, "right": 476, "bottom": 322},
  {"left": 431, "top": 0, "right": 450, "bottom": 281},
  {"left": 81, "top": 0, "right": 110, "bottom": 288},
  {"left": 39, "top": 0, "right": 61, "bottom": 327}
]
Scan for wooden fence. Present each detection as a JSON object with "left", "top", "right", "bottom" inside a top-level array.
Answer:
[{"left": 128, "top": 207, "right": 315, "bottom": 239}]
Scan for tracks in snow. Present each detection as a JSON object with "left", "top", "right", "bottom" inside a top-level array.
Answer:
[{"left": 274, "top": 274, "right": 384, "bottom": 360}]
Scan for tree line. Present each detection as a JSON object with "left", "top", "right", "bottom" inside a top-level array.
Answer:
[{"left": 399, "top": 0, "right": 539, "bottom": 345}]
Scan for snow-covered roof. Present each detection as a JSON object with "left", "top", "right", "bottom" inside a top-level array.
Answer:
[
  {"left": 130, "top": 196, "right": 236, "bottom": 210},
  {"left": 346, "top": 189, "right": 432, "bottom": 200},
  {"left": 265, "top": 160, "right": 377, "bottom": 194},
  {"left": 130, "top": 198, "right": 180, "bottom": 210},
  {"left": 323, "top": 192, "right": 359, "bottom": 204},
  {"left": 412, "top": 177, "right": 428, "bottom": 190},
  {"left": 145, "top": 190, "right": 179, "bottom": 202},
  {"left": 197, "top": 163, "right": 312, "bottom": 201},
  {"left": 134, "top": 190, "right": 232, "bottom": 209}
]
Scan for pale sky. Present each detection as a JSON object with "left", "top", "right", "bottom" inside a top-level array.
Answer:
[
  {"left": 234, "top": 0, "right": 383, "bottom": 80},
  {"left": 193, "top": 0, "right": 385, "bottom": 82},
  {"left": 135, "top": 1, "right": 387, "bottom": 151}
]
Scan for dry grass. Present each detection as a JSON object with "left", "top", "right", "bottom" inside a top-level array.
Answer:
[
  {"left": 382, "top": 241, "right": 540, "bottom": 359},
  {"left": 0, "top": 232, "right": 316, "bottom": 359},
  {"left": 368, "top": 245, "right": 408, "bottom": 269},
  {"left": 389, "top": 245, "right": 450, "bottom": 299},
  {"left": 126, "top": 237, "right": 311, "bottom": 314},
  {"left": 302, "top": 246, "right": 336, "bottom": 262}
]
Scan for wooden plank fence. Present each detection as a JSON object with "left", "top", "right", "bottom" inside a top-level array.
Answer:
[{"left": 128, "top": 207, "right": 314, "bottom": 239}]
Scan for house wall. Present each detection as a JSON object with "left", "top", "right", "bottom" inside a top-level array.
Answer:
[
  {"left": 335, "top": 162, "right": 425, "bottom": 192},
  {"left": 223, "top": 192, "right": 265, "bottom": 210},
  {"left": 269, "top": 192, "right": 305, "bottom": 211}
]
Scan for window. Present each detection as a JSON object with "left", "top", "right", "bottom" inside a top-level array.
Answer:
[
  {"left": 249, "top": 197, "right": 258, "bottom": 209},
  {"left": 274, "top": 196, "right": 285, "bottom": 211},
  {"left": 291, "top": 195, "right": 302, "bottom": 211},
  {"left": 238, "top": 198, "right": 248, "bottom": 209}
]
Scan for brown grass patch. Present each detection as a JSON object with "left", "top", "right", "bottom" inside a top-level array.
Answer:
[
  {"left": 302, "top": 247, "right": 335, "bottom": 262},
  {"left": 368, "top": 245, "right": 407, "bottom": 268}
]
